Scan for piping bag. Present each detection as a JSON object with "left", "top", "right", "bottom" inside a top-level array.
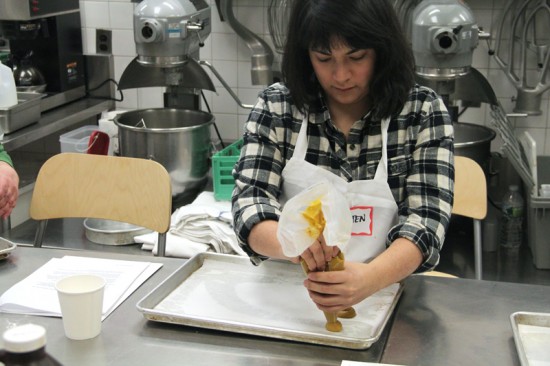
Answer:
[{"left": 277, "top": 181, "right": 354, "bottom": 332}]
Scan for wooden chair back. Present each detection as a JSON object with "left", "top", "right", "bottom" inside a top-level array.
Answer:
[
  {"left": 30, "top": 153, "right": 172, "bottom": 249},
  {"left": 451, "top": 156, "right": 487, "bottom": 279},
  {"left": 452, "top": 156, "right": 487, "bottom": 220}
]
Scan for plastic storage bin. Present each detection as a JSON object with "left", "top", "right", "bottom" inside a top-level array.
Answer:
[
  {"left": 212, "top": 139, "right": 243, "bottom": 201},
  {"left": 525, "top": 156, "right": 550, "bottom": 269},
  {"left": 59, "top": 125, "right": 99, "bottom": 153}
]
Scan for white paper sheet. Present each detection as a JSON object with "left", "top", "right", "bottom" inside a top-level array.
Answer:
[{"left": 0, "top": 256, "right": 162, "bottom": 320}]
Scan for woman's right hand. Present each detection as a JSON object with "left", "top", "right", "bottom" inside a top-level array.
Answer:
[{"left": 295, "top": 236, "right": 340, "bottom": 272}]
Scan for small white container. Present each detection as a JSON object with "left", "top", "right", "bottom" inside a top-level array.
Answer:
[
  {"left": 0, "top": 63, "right": 17, "bottom": 108},
  {"left": 59, "top": 125, "right": 99, "bottom": 153}
]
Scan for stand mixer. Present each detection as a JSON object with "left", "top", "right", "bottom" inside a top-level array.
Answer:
[
  {"left": 119, "top": 0, "right": 255, "bottom": 110},
  {"left": 410, "top": 0, "right": 480, "bottom": 121},
  {"left": 395, "top": 0, "right": 497, "bottom": 174},
  {"left": 116, "top": 0, "right": 260, "bottom": 215},
  {"left": 119, "top": 0, "right": 215, "bottom": 110}
]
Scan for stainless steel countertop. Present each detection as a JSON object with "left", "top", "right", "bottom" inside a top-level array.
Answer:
[
  {"left": 382, "top": 275, "right": 549, "bottom": 366},
  {"left": 2, "top": 220, "right": 549, "bottom": 365},
  {"left": 0, "top": 247, "right": 386, "bottom": 366}
]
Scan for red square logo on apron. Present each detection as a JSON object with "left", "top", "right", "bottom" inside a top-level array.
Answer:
[{"left": 350, "top": 206, "right": 373, "bottom": 236}]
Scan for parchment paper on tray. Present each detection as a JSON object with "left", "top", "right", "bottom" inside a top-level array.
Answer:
[{"left": 137, "top": 253, "right": 402, "bottom": 349}]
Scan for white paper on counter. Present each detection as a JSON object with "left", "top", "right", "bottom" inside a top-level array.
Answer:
[{"left": 0, "top": 256, "right": 162, "bottom": 320}]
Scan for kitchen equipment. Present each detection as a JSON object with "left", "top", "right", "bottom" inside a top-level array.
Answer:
[
  {"left": 524, "top": 155, "right": 550, "bottom": 269},
  {"left": 490, "top": 103, "right": 535, "bottom": 189},
  {"left": 411, "top": 0, "right": 479, "bottom": 81},
  {"left": 83, "top": 218, "right": 151, "bottom": 245},
  {"left": 0, "top": 9, "right": 86, "bottom": 112},
  {"left": 393, "top": 0, "right": 423, "bottom": 40},
  {"left": 120, "top": 0, "right": 254, "bottom": 111},
  {"left": 453, "top": 122, "right": 496, "bottom": 174},
  {"left": 119, "top": 0, "right": 213, "bottom": 110},
  {"left": 268, "top": 0, "right": 293, "bottom": 54},
  {"left": 0, "top": 0, "right": 79, "bottom": 20},
  {"left": 0, "top": 91, "right": 42, "bottom": 134},
  {"left": 510, "top": 312, "right": 550, "bottom": 365},
  {"left": 114, "top": 108, "right": 213, "bottom": 203},
  {"left": 518, "top": 131, "right": 538, "bottom": 196},
  {"left": 137, "top": 252, "right": 403, "bottom": 349},
  {"left": 492, "top": 0, "right": 550, "bottom": 116},
  {"left": 12, "top": 52, "right": 46, "bottom": 90}
]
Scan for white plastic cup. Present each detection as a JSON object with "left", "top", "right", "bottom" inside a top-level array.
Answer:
[{"left": 56, "top": 274, "right": 106, "bottom": 340}]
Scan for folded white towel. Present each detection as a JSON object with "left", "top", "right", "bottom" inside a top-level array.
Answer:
[{"left": 135, "top": 191, "right": 246, "bottom": 258}]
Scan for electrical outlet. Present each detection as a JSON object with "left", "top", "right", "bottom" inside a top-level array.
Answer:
[{"left": 96, "top": 29, "right": 112, "bottom": 54}]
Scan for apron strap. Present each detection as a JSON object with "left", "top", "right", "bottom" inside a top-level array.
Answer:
[
  {"left": 373, "top": 117, "right": 391, "bottom": 181},
  {"left": 293, "top": 112, "right": 309, "bottom": 161}
]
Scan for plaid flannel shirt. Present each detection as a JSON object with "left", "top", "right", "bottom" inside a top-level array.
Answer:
[{"left": 231, "top": 82, "right": 454, "bottom": 272}]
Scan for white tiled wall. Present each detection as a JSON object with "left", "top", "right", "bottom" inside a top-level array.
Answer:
[{"left": 79, "top": 0, "right": 550, "bottom": 152}]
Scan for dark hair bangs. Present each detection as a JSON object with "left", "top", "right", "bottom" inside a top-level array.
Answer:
[{"left": 300, "top": 11, "right": 380, "bottom": 52}]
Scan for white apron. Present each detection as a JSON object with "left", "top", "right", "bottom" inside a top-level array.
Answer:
[{"left": 281, "top": 115, "right": 398, "bottom": 263}]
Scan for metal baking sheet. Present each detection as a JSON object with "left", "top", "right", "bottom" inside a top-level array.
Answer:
[
  {"left": 510, "top": 311, "right": 550, "bottom": 366},
  {"left": 137, "top": 252, "right": 403, "bottom": 349},
  {"left": 0, "top": 237, "right": 16, "bottom": 260}
]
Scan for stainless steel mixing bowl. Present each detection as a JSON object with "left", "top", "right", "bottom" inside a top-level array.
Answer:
[{"left": 114, "top": 108, "right": 214, "bottom": 201}]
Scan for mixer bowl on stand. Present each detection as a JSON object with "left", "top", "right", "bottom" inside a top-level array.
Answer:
[{"left": 115, "top": 108, "right": 214, "bottom": 207}]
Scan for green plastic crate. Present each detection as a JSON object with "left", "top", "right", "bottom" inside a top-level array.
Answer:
[{"left": 212, "top": 139, "right": 243, "bottom": 201}]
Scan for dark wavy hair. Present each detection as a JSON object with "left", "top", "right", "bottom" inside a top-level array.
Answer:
[{"left": 282, "top": 0, "right": 415, "bottom": 120}]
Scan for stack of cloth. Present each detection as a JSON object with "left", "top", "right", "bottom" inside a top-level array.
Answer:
[{"left": 135, "top": 191, "right": 246, "bottom": 258}]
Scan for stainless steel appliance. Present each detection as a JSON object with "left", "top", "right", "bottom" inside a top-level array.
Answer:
[
  {"left": 396, "top": 0, "right": 496, "bottom": 171},
  {"left": 118, "top": 0, "right": 254, "bottom": 204},
  {"left": 0, "top": 1, "right": 86, "bottom": 112},
  {"left": 410, "top": 0, "right": 480, "bottom": 119},
  {"left": 119, "top": 0, "right": 215, "bottom": 204},
  {"left": 119, "top": 0, "right": 252, "bottom": 110},
  {"left": 115, "top": 108, "right": 214, "bottom": 202},
  {"left": 119, "top": 0, "right": 215, "bottom": 110}
]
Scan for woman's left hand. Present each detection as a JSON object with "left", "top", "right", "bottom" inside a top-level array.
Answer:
[{"left": 303, "top": 261, "right": 377, "bottom": 312}]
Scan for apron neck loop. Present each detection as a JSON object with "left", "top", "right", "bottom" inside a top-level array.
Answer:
[
  {"left": 294, "top": 111, "right": 310, "bottom": 160},
  {"left": 374, "top": 117, "right": 391, "bottom": 181}
]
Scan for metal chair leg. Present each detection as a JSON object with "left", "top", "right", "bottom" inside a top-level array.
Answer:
[
  {"left": 473, "top": 219, "right": 483, "bottom": 280},
  {"left": 33, "top": 220, "right": 48, "bottom": 248},
  {"left": 156, "top": 232, "right": 167, "bottom": 257}
]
